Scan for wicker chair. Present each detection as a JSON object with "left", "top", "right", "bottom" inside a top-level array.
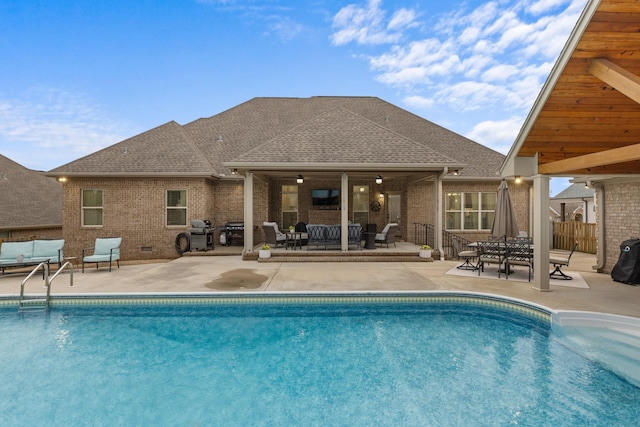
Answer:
[
  {"left": 262, "top": 222, "right": 286, "bottom": 248},
  {"left": 375, "top": 223, "right": 399, "bottom": 248}
]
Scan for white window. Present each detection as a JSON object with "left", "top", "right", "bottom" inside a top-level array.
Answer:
[
  {"left": 82, "top": 189, "right": 103, "bottom": 227},
  {"left": 445, "top": 192, "right": 496, "bottom": 231},
  {"left": 166, "top": 190, "right": 187, "bottom": 226},
  {"left": 353, "top": 185, "right": 369, "bottom": 225},
  {"left": 281, "top": 185, "right": 298, "bottom": 228}
]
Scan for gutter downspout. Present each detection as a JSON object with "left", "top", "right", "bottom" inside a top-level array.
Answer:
[
  {"left": 436, "top": 167, "right": 447, "bottom": 260},
  {"left": 593, "top": 182, "right": 605, "bottom": 271}
]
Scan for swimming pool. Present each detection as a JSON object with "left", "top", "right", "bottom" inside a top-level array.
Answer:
[{"left": 1, "top": 293, "right": 639, "bottom": 425}]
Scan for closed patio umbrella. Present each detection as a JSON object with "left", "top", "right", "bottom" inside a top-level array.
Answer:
[{"left": 491, "top": 179, "right": 519, "bottom": 239}]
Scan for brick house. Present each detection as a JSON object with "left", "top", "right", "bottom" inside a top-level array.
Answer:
[
  {"left": 550, "top": 184, "right": 596, "bottom": 223},
  {"left": 0, "top": 154, "right": 62, "bottom": 241},
  {"left": 501, "top": 0, "right": 640, "bottom": 288},
  {"left": 49, "top": 96, "right": 530, "bottom": 261}
]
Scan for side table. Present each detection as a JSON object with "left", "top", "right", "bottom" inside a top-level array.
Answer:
[
  {"left": 363, "top": 232, "right": 377, "bottom": 250},
  {"left": 286, "top": 232, "right": 302, "bottom": 250}
]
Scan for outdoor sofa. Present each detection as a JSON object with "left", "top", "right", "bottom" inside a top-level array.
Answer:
[
  {"left": 0, "top": 239, "right": 65, "bottom": 274},
  {"left": 306, "top": 224, "right": 362, "bottom": 250}
]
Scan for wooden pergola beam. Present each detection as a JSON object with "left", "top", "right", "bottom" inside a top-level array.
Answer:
[
  {"left": 588, "top": 58, "right": 640, "bottom": 104},
  {"left": 538, "top": 143, "right": 640, "bottom": 174}
]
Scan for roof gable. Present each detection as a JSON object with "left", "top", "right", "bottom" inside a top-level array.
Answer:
[
  {"left": 51, "top": 96, "right": 505, "bottom": 179},
  {"left": 50, "top": 121, "right": 214, "bottom": 176},
  {"left": 228, "top": 107, "right": 460, "bottom": 167}
]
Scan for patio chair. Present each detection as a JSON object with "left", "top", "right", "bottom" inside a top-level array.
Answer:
[
  {"left": 477, "top": 240, "right": 506, "bottom": 278},
  {"left": 82, "top": 237, "right": 122, "bottom": 273},
  {"left": 549, "top": 242, "right": 578, "bottom": 280},
  {"left": 375, "top": 223, "right": 399, "bottom": 248},
  {"left": 262, "top": 222, "right": 286, "bottom": 248},
  {"left": 505, "top": 240, "right": 534, "bottom": 281},
  {"left": 454, "top": 239, "right": 478, "bottom": 271}
]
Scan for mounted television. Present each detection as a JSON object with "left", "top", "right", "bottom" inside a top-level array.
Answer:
[{"left": 312, "top": 189, "right": 340, "bottom": 207}]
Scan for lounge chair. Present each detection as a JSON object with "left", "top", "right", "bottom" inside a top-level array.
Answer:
[
  {"left": 82, "top": 237, "right": 121, "bottom": 273},
  {"left": 262, "top": 222, "right": 286, "bottom": 248},
  {"left": 375, "top": 223, "right": 399, "bottom": 248},
  {"left": 549, "top": 242, "right": 578, "bottom": 280},
  {"left": 454, "top": 239, "right": 478, "bottom": 270}
]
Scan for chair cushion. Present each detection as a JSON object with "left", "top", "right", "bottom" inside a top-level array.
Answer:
[
  {"left": 84, "top": 254, "right": 119, "bottom": 263},
  {"left": 94, "top": 238, "right": 122, "bottom": 256},
  {"left": 0, "top": 241, "right": 34, "bottom": 260},
  {"left": 263, "top": 222, "right": 285, "bottom": 237},
  {"left": 33, "top": 240, "right": 64, "bottom": 258}
]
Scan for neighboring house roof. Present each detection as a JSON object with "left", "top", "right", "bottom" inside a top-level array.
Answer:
[
  {"left": 552, "top": 183, "right": 595, "bottom": 200},
  {"left": 0, "top": 154, "right": 62, "bottom": 230},
  {"left": 50, "top": 96, "right": 505, "bottom": 179},
  {"left": 549, "top": 183, "right": 594, "bottom": 221}
]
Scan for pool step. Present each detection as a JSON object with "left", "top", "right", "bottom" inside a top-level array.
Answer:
[{"left": 18, "top": 297, "right": 48, "bottom": 312}]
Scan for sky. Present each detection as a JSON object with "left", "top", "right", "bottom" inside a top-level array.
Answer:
[{"left": 0, "top": 0, "right": 589, "bottom": 195}]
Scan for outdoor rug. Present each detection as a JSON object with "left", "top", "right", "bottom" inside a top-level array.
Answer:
[{"left": 445, "top": 263, "right": 589, "bottom": 289}]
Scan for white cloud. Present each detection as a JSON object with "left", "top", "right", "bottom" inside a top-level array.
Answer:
[
  {"left": 481, "top": 64, "right": 520, "bottom": 82},
  {"left": 387, "top": 8, "right": 417, "bottom": 31},
  {"left": 466, "top": 116, "right": 525, "bottom": 154},
  {"left": 330, "top": 0, "right": 416, "bottom": 45},
  {"left": 0, "top": 88, "right": 134, "bottom": 170},
  {"left": 330, "top": 0, "right": 587, "bottom": 125},
  {"left": 265, "top": 16, "right": 303, "bottom": 41},
  {"left": 403, "top": 95, "right": 434, "bottom": 109}
]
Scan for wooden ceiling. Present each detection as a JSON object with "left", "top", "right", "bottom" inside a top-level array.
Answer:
[{"left": 517, "top": 0, "right": 640, "bottom": 176}]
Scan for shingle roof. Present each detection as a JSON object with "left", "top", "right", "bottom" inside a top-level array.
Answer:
[
  {"left": 50, "top": 96, "right": 505, "bottom": 178},
  {"left": 552, "top": 183, "right": 595, "bottom": 199},
  {"left": 0, "top": 154, "right": 62, "bottom": 230},
  {"left": 51, "top": 122, "right": 214, "bottom": 176},
  {"left": 230, "top": 107, "right": 459, "bottom": 167}
]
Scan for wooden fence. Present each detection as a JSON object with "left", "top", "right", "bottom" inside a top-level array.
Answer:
[{"left": 553, "top": 221, "right": 596, "bottom": 253}]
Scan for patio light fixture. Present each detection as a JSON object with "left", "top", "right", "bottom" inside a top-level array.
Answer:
[
  {"left": 375, "top": 175, "right": 383, "bottom": 184},
  {"left": 514, "top": 175, "right": 522, "bottom": 184},
  {"left": 297, "top": 175, "right": 304, "bottom": 184}
]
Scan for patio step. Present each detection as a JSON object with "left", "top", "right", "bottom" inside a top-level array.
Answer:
[{"left": 254, "top": 251, "right": 435, "bottom": 263}]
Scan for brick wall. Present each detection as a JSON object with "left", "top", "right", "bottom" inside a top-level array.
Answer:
[
  {"left": 59, "top": 175, "right": 532, "bottom": 261},
  {"left": 3, "top": 227, "right": 63, "bottom": 241},
  {"left": 601, "top": 181, "right": 640, "bottom": 273},
  {"left": 406, "top": 180, "right": 531, "bottom": 244},
  {"left": 61, "top": 177, "right": 245, "bottom": 261}
]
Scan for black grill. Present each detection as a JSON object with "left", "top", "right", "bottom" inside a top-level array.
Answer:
[{"left": 223, "top": 222, "right": 244, "bottom": 246}]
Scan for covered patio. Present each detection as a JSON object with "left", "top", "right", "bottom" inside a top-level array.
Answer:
[{"left": 501, "top": 0, "right": 640, "bottom": 291}]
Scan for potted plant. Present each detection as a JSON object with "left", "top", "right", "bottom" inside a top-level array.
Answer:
[
  {"left": 288, "top": 225, "right": 295, "bottom": 233},
  {"left": 419, "top": 245, "right": 432, "bottom": 259},
  {"left": 259, "top": 244, "right": 271, "bottom": 259}
]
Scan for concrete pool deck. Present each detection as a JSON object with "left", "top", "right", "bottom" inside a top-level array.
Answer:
[{"left": 2, "top": 251, "right": 639, "bottom": 319}]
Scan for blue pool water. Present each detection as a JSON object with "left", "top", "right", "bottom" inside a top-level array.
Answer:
[{"left": 1, "top": 299, "right": 639, "bottom": 426}]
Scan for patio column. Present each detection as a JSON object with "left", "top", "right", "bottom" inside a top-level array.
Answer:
[
  {"left": 341, "top": 172, "right": 349, "bottom": 252},
  {"left": 243, "top": 171, "right": 254, "bottom": 254},
  {"left": 532, "top": 174, "right": 550, "bottom": 291},
  {"left": 434, "top": 169, "right": 445, "bottom": 260}
]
